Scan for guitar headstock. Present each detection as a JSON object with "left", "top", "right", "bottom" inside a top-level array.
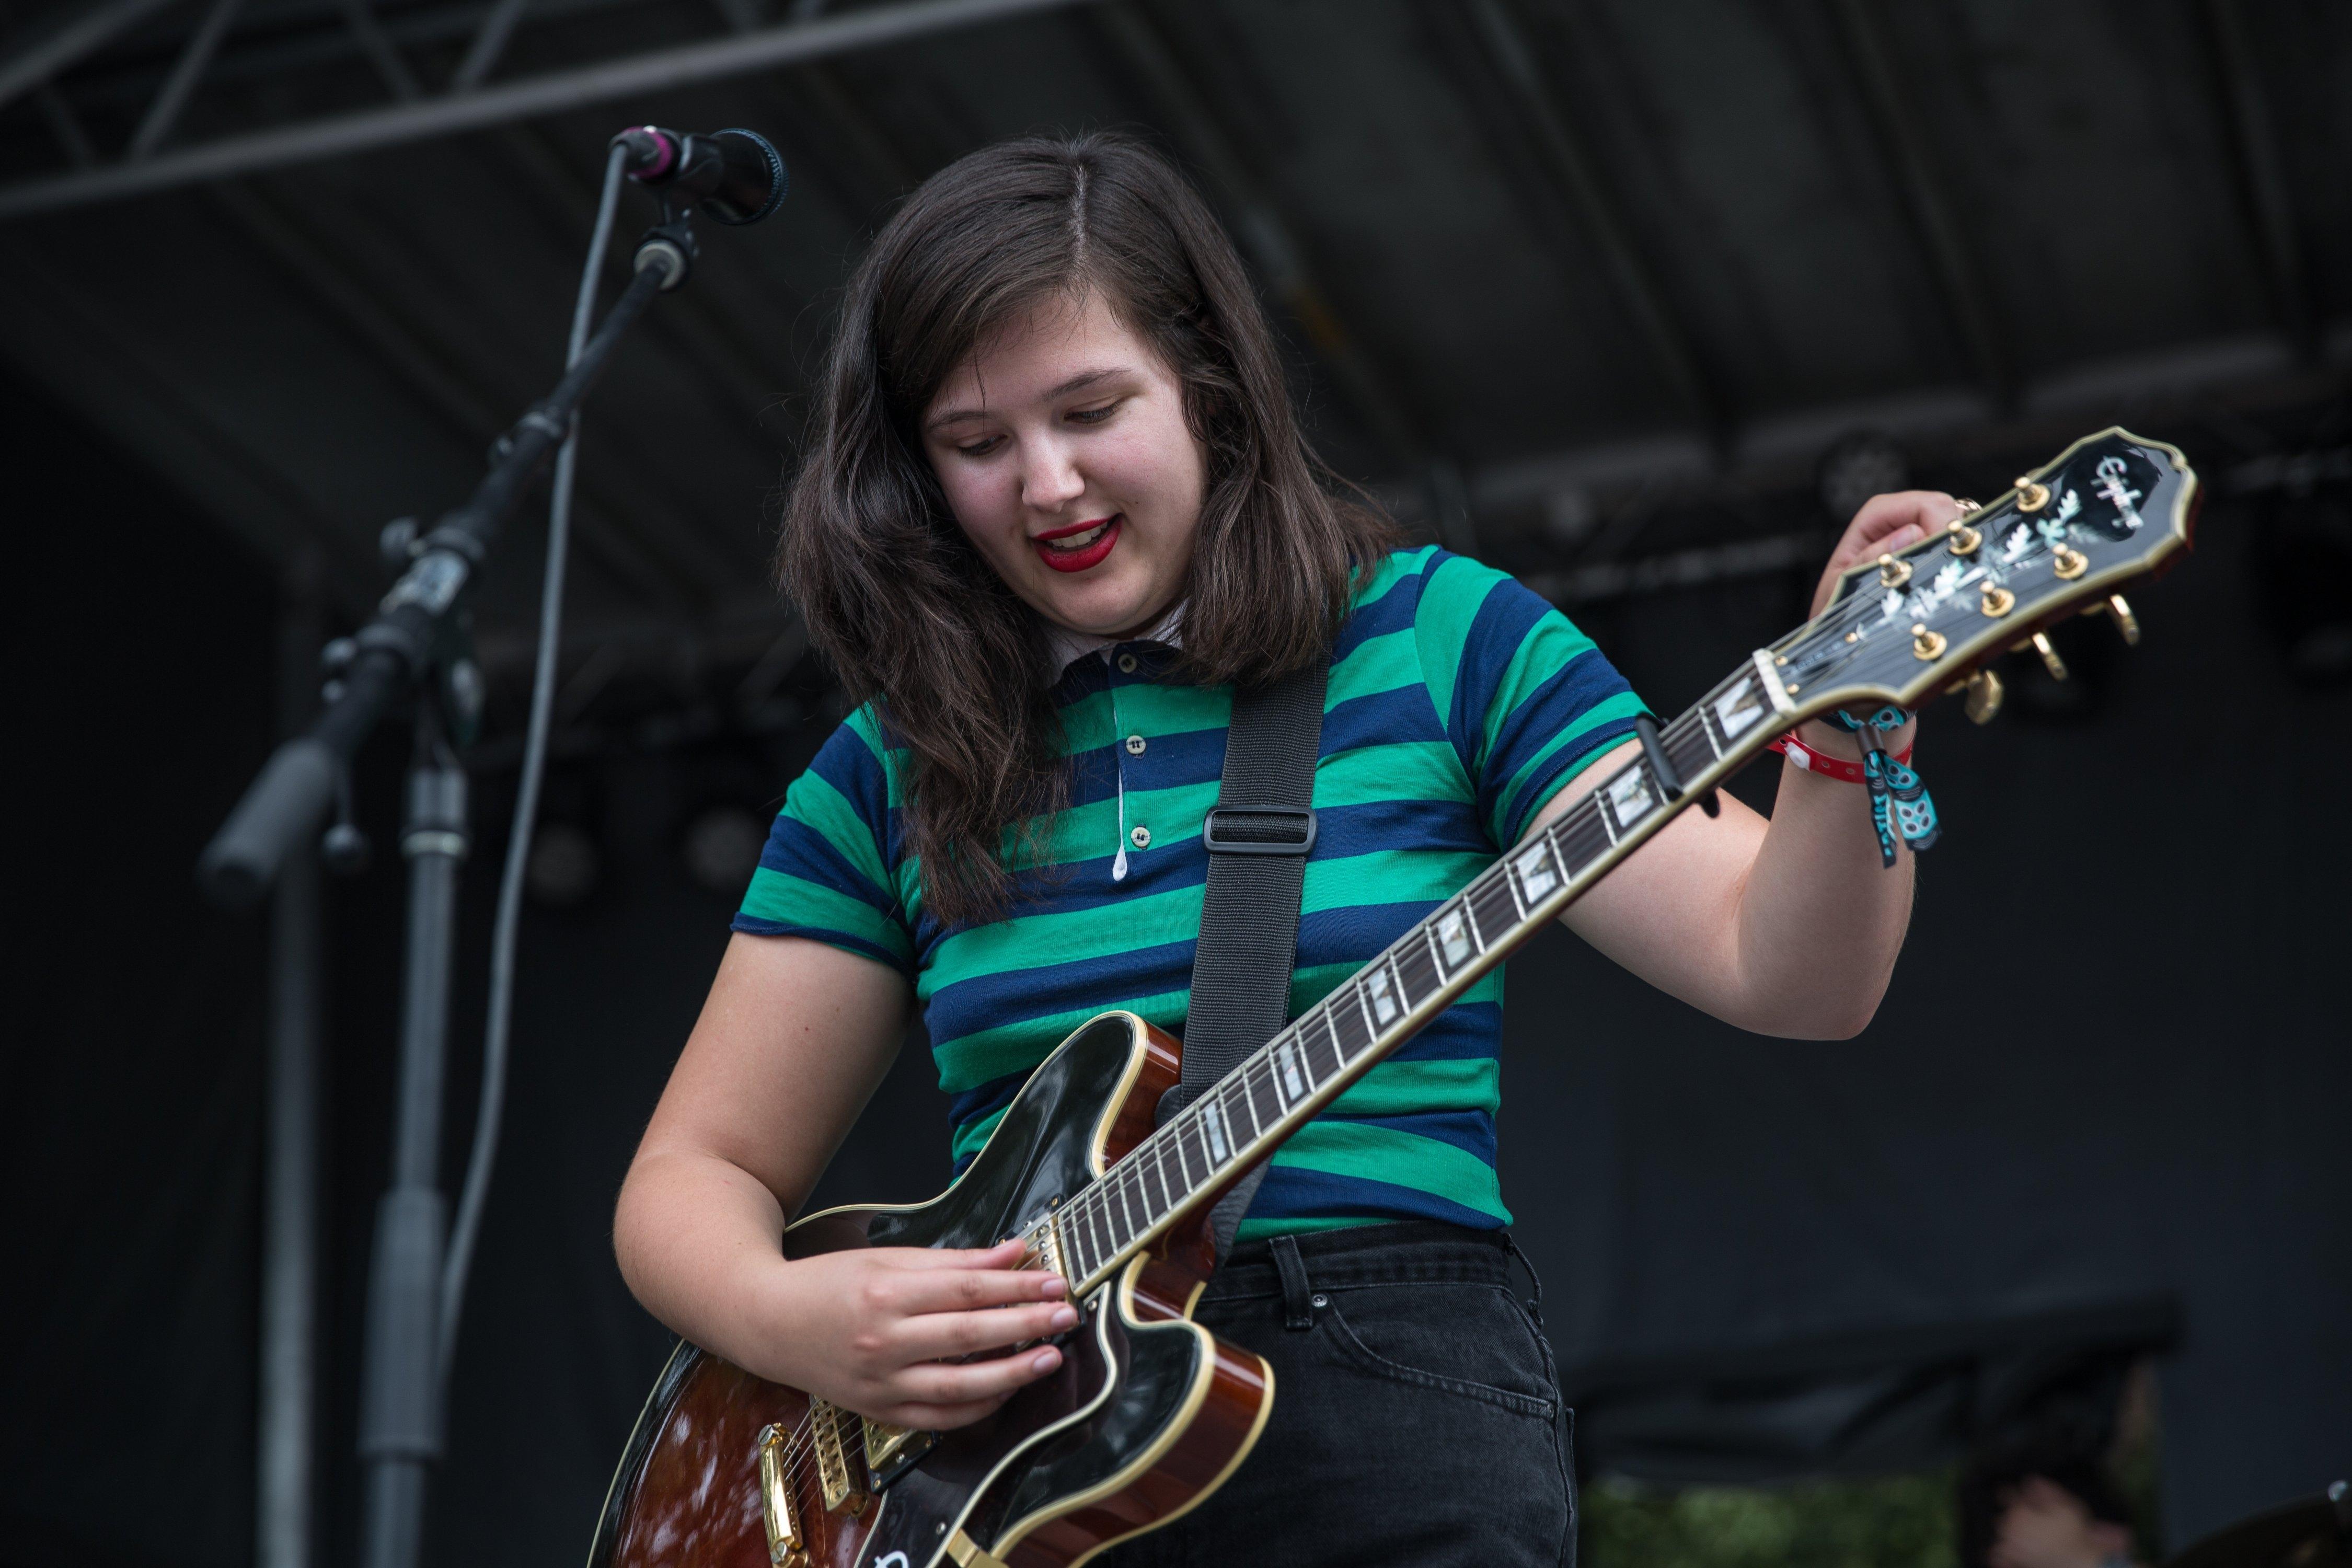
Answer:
[{"left": 1770, "top": 427, "right": 2199, "bottom": 721}]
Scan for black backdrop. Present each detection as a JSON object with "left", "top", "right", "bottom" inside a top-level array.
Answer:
[{"left": 7, "top": 371, "right": 2348, "bottom": 1568}]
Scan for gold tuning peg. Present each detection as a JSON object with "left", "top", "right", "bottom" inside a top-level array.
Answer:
[
  {"left": 2031, "top": 630, "right": 2068, "bottom": 682},
  {"left": 1964, "top": 668, "right": 2004, "bottom": 724},
  {"left": 2105, "top": 594, "right": 2140, "bottom": 645}
]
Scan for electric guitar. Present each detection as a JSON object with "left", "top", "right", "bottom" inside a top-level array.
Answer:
[{"left": 588, "top": 428, "right": 2199, "bottom": 1568}]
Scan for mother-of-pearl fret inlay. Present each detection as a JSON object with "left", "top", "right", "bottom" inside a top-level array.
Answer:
[
  {"left": 1276, "top": 1040, "right": 1307, "bottom": 1101},
  {"left": 1605, "top": 769, "right": 1657, "bottom": 828},
  {"left": 1202, "top": 1100, "right": 1231, "bottom": 1162},
  {"left": 1713, "top": 675, "right": 1766, "bottom": 737},
  {"left": 1514, "top": 840, "right": 1559, "bottom": 900},
  {"left": 1437, "top": 907, "right": 1473, "bottom": 965},
  {"left": 1366, "top": 967, "right": 1399, "bottom": 1024}
]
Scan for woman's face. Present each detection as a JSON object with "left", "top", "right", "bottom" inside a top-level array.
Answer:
[{"left": 921, "top": 289, "right": 1205, "bottom": 639}]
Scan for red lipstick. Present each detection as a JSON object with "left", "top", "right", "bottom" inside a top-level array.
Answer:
[{"left": 1032, "top": 515, "right": 1121, "bottom": 573}]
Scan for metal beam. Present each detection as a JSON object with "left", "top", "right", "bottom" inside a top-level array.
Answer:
[
  {"left": 128, "top": 0, "right": 243, "bottom": 159},
  {"left": 1825, "top": 0, "right": 2011, "bottom": 403},
  {"left": 1091, "top": 1, "right": 1426, "bottom": 460},
  {"left": 448, "top": 0, "right": 533, "bottom": 93},
  {"left": 0, "top": 0, "right": 179, "bottom": 117},
  {"left": 336, "top": 0, "right": 421, "bottom": 101},
  {"left": 0, "top": 0, "right": 1103, "bottom": 221},
  {"left": 1451, "top": 0, "right": 1724, "bottom": 439},
  {"left": 35, "top": 83, "right": 96, "bottom": 166},
  {"left": 2203, "top": 0, "right": 2315, "bottom": 359}
]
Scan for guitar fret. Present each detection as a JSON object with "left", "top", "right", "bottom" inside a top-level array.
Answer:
[
  {"left": 1499, "top": 858, "right": 1529, "bottom": 920},
  {"left": 1421, "top": 923, "right": 1449, "bottom": 984},
  {"left": 1670, "top": 717, "right": 1717, "bottom": 778},
  {"left": 1245, "top": 1056, "right": 1284, "bottom": 1128},
  {"left": 1695, "top": 701, "right": 1727, "bottom": 758},
  {"left": 1511, "top": 834, "right": 1565, "bottom": 903},
  {"left": 1306, "top": 1007, "right": 1347, "bottom": 1079},
  {"left": 1594, "top": 789, "right": 1621, "bottom": 844},
  {"left": 1364, "top": 962, "right": 1402, "bottom": 1031},
  {"left": 1140, "top": 1139, "right": 1169, "bottom": 1215},
  {"left": 1085, "top": 1196, "right": 1114, "bottom": 1262},
  {"left": 1227, "top": 1076, "right": 1263, "bottom": 1143},
  {"left": 1114, "top": 1170, "right": 1142, "bottom": 1235},
  {"left": 1556, "top": 812, "right": 1610, "bottom": 881},
  {"left": 1273, "top": 1034, "right": 1311, "bottom": 1106},
  {"left": 1175, "top": 1117, "right": 1206, "bottom": 1189},
  {"left": 1469, "top": 874, "right": 1519, "bottom": 950},
  {"left": 1061, "top": 1213, "right": 1094, "bottom": 1283},
  {"left": 1201, "top": 1097, "right": 1233, "bottom": 1165}
]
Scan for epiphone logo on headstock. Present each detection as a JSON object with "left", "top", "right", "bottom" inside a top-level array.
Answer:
[{"left": 2037, "top": 445, "right": 2159, "bottom": 543}]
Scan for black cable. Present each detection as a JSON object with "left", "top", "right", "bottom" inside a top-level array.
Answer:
[{"left": 437, "top": 141, "right": 630, "bottom": 1376}]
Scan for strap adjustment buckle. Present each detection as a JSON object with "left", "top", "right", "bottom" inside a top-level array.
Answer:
[{"left": 1200, "top": 804, "right": 1318, "bottom": 856}]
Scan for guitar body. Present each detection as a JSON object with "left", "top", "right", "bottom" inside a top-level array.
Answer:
[{"left": 588, "top": 1012, "right": 1274, "bottom": 1568}]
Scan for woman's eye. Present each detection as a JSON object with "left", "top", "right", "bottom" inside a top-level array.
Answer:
[
  {"left": 955, "top": 435, "right": 1004, "bottom": 457},
  {"left": 1067, "top": 401, "right": 1120, "bottom": 425}
]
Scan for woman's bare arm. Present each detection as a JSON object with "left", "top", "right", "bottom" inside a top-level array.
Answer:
[
  {"left": 1534, "top": 492, "right": 1956, "bottom": 1040},
  {"left": 614, "top": 932, "right": 1074, "bottom": 1428}
]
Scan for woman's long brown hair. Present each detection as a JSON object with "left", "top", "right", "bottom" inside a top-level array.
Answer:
[{"left": 779, "top": 132, "right": 1399, "bottom": 926}]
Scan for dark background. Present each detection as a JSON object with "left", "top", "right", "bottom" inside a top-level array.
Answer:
[
  {"left": 3, "top": 3, "right": 2348, "bottom": 1567},
  {"left": 11, "top": 370, "right": 2347, "bottom": 1568}
]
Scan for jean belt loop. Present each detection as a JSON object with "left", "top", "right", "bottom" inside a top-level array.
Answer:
[
  {"left": 1502, "top": 1231, "right": 1546, "bottom": 1329},
  {"left": 1269, "top": 1233, "right": 1316, "bottom": 1330}
]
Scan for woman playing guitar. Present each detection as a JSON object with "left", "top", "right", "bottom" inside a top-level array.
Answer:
[{"left": 612, "top": 132, "right": 1954, "bottom": 1565}]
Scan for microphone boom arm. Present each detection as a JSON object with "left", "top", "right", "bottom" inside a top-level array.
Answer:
[{"left": 198, "top": 221, "right": 691, "bottom": 907}]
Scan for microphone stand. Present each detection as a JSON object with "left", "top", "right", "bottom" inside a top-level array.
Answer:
[{"left": 199, "top": 209, "right": 700, "bottom": 1568}]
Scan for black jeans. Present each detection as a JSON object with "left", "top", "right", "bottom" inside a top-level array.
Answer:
[{"left": 1099, "top": 1221, "right": 1577, "bottom": 1567}]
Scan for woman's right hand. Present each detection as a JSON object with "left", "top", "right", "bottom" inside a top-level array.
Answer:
[{"left": 743, "top": 1239, "right": 1076, "bottom": 1430}]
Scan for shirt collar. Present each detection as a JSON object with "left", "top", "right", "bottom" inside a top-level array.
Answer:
[{"left": 1043, "top": 603, "right": 1185, "bottom": 686}]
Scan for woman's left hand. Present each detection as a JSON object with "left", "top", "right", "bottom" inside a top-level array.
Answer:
[{"left": 1811, "top": 491, "right": 1970, "bottom": 618}]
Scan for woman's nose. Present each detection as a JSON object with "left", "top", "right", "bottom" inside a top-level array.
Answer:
[{"left": 1020, "top": 439, "right": 1085, "bottom": 510}]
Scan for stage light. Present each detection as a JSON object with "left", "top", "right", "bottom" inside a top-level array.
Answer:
[
  {"left": 525, "top": 823, "right": 601, "bottom": 908},
  {"left": 683, "top": 805, "right": 767, "bottom": 895}
]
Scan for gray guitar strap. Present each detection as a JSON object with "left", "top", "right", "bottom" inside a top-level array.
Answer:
[{"left": 1159, "top": 651, "right": 1330, "bottom": 1262}]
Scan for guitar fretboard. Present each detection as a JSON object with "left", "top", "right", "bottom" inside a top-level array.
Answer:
[{"left": 1037, "top": 650, "right": 1794, "bottom": 1292}]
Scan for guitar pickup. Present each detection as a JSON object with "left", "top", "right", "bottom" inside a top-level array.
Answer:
[{"left": 862, "top": 1417, "right": 937, "bottom": 1489}]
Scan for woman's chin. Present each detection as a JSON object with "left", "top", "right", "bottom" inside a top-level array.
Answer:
[{"left": 1031, "top": 563, "right": 1171, "bottom": 638}]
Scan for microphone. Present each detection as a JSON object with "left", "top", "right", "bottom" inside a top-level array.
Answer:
[{"left": 613, "top": 125, "right": 787, "bottom": 225}]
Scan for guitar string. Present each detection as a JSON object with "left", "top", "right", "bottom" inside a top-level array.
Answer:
[
  {"left": 1057, "top": 517, "right": 2074, "bottom": 1270},
  {"left": 765, "top": 506, "right": 2095, "bottom": 1487}
]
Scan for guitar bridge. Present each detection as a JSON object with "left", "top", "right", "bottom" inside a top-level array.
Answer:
[{"left": 755, "top": 1424, "right": 807, "bottom": 1567}]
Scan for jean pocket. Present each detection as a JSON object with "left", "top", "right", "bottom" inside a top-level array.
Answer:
[{"left": 1317, "top": 1284, "right": 1559, "bottom": 1419}]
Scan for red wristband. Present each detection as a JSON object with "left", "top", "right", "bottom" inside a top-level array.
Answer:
[{"left": 1768, "top": 731, "right": 1913, "bottom": 784}]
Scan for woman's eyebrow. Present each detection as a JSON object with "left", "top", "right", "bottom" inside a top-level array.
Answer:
[{"left": 925, "top": 366, "right": 1127, "bottom": 431}]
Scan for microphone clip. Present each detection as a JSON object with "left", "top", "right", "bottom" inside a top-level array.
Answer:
[{"left": 632, "top": 215, "right": 697, "bottom": 292}]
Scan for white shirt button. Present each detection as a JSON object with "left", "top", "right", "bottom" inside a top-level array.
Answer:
[
  {"left": 1116, "top": 653, "right": 1138, "bottom": 674},
  {"left": 1125, "top": 734, "right": 1146, "bottom": 756},
  {"left": 1129, "top": 825, "right": 1151, "bottom": 849}
]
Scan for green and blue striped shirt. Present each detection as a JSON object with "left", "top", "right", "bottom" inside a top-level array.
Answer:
[{"left": 736, "top": 547, "right": 1643, "bottom": 1240}]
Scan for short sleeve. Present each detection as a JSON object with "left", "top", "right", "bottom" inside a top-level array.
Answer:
[
  {"left": 1415, "top": 552, "right": 1646, "bottom": 847},
  {"left": 733, "top": 709, "right": 916, "bottom": 973}
]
